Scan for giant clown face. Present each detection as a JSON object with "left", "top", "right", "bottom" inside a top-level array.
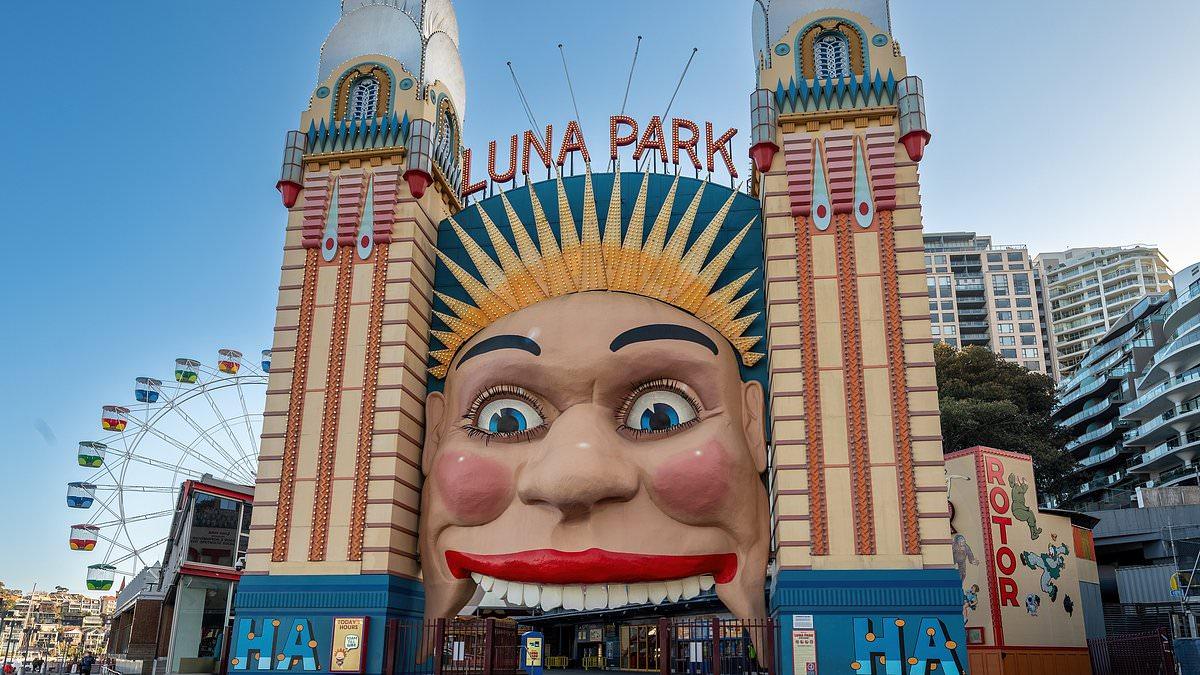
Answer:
[{"left": 419, "top": 290, "right": 770, "bottom": 620}]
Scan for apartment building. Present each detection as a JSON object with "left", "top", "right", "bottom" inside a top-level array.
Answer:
[
  {"left": 1035, "top": 245, "right": 1173, "bottom": 380},
  {"left": 924, "top": 231, "right": 1049, "bottom": 373},
  {"left": 1054, "top": 261, "right": 1200, "bottom": 509},
  {"left": 1051, "top": 294, "right": 1169, "bottom": 510}
]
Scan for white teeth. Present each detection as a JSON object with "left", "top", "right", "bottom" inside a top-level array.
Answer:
[
  {"left": 584, "top": 584, "right": 608, "bottom": 610},
  {"left": 562, "top": 585, "right": 585, "bottom": 611},
  {"left": 540, "top": 585, "right": 563, "bottom": 610},
  {"left": 491, "top": 578, "right": 509, "bottom": 597},
  {"left": 470, "top": 574, "right": 715, "bottom": 610},
  {"left": 523, "top": 583, "right": 541, "bottom": 608},
  {"left": 608, "top": 584, "right": 628, "bottom": 608}
]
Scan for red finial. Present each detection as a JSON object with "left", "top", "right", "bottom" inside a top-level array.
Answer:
[
  {"left": 900, "top": 130, "right": 931, "bottom": 162},
  {"left": 404, "top": 169, "right": 433, "bottom": 199},
  {"left": 749, "top": 141, "right": 779, "bottom": 173},
  {"left": 276, "top": 180, "right": 302, "bottom": 208}
]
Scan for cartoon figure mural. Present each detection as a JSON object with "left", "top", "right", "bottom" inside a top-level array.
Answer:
[
  {"left": 963, "top": 584, "right": 980, "bottom": 619},
  {"left": 420, "top": 171, "right": 771, "bottom": 620},
  {"left": 1021, "top": 535, "right": 1070, "bottom": 602},
  {"left": 1008, "top": 473, "right": 1041, "bottom": 540},
  {"left": 943, "top": 447, "right": 1101, "bottom": 673},
  {"left": 1024, "top": 593, "right": 1040, "bottom": 617}
]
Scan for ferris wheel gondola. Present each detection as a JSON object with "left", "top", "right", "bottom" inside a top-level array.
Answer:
[{"left": 66, "top": 348, "right": 267, "bottom": 590}]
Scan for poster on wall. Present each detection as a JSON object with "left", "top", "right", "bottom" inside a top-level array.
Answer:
[
  {"left": 792, "top": 615, "right": 817, "bottom": 674},
  {"left": 329, "top": 617, "right": 368, "bottom": 673}
]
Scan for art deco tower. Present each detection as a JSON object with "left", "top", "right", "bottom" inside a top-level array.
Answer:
[
  {"left": 235, "top": 1, "right": 465, "bottom": 669},
  {"left": 750, "top": 0, "right": 966, "bottom": 669}
]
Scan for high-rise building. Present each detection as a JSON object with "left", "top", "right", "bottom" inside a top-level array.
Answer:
[
  {"left": 1034, "top": 245, "right": 1172, "bottom": 380},
  {"left": 1051, "top": 293, "right": 1169, "bottom": 510},
  {"left": 1053, "top": 261, "right": 1200, "bottom": 508},
  {"left": 923, "top": 232, "right": 1048, "bottom": 373}
]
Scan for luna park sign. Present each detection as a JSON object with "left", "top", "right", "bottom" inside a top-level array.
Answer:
[{"left": 460, "top": 116, "right": 740, "bottom": 198}]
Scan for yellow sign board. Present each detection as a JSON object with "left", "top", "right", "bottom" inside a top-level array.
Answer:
[{"left": 330, "top": 617, "right": 368, "bottom": 673}]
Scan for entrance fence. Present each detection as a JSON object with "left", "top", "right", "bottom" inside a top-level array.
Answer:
[
  {"left": 387, "top": 617, "right": 777, "bottom": 675},
  {"left": 1087, "top": 628, "right": 1176, "bottom": 675}
]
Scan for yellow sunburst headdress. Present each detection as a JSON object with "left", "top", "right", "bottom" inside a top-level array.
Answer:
[{"left": 429, "top": 168, "right": 763, "bottom": 378}]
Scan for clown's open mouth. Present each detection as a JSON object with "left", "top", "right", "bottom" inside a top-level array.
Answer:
[{"left": 445, "top": 549, "right": 737, "bottom": 610}]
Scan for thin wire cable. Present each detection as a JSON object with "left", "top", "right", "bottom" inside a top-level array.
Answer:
[
  {"left": 507, "top": 60, "right": 554, "bottom": 179},
  {"left": 558, "top": 43, "right": 582, "bottom": 123},
  {"left": 638, "top": 47, "right": 699, "bottom": 172},
  {"left": 620, "top": 36, "right": 642, "bottom": 115}
]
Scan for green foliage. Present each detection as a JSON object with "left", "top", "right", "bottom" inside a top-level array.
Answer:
[{"left": 934, "top": 344, "right": 1075, "bottom": 500}]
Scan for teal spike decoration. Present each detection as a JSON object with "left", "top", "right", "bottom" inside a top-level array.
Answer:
[
  {"left": 307, "top": 119, "right": 318, "bottom": 147},
  {"left": 822, "top": 75, "right": 835, "bottom": 105},
  {"left": 400, "top": 111, "right": 410, "bottom": 143},
  {"left": 885, "top": 69, "right": 896, "bottom": 97},
  {"left": 872, "top": 70, "right": 884, "bottom": 99},
  {"left": 796, "top": 76, "right": 809, "bottom": 107}
]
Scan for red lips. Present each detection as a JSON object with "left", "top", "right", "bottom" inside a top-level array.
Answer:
[{"left": 445, "top": 548, "right": 737, "bottom": 584}]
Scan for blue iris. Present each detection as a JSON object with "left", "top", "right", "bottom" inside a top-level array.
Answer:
[
  {"left": 639, "top": 403, "right": 680, "bottom": 431},
  {"left": 488, "top": 407, "right": 528, "bottom": 434}
]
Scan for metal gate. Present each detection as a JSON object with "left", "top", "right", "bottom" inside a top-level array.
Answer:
[
  {"left": 388, "top": 617, "right": 776, "bottom": 675},
  {"left": 1087, "top": 629, "right": 1176, "bottom": 675},
  {"left": 386, "top": 618, "right": 521, "bottom": 675}
]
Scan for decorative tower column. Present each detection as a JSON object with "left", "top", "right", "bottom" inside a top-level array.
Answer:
[
  {"left": 232, "top": 2, "right": 467, "bottom": 672},
  {"left": 751, "top": 1, "right": 964, "bottom": 671}
]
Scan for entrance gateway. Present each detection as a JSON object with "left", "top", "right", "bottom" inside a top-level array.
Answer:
[{"left": 231, "top": 1, "right": 963, "bottom": 673}]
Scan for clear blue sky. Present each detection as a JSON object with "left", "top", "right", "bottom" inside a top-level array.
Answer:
[{"left": 2, "top": 1, "right": 1198, "bottom": 593}]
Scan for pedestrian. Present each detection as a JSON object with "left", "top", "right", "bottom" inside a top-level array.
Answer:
[
  {"left": 77, "top": 655, "right": 94, "bottom": 675},
  {"left": 2, "top": 662, "right": 13, "bottom": 675}
]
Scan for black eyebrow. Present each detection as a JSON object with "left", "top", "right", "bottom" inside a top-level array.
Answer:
[
  {"left": 456, "top": 335, "right": 541, "bottom": 369},
  {"left": 609, "top": 324, "right": 719, "bottom": 355}
]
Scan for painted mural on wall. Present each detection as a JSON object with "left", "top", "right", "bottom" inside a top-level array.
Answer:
[
  {"left": 419, "top": 170, "right": 771, "bottom": 621},
  {"left": 945, "top": 447, "right": 1092, "bottom": 649}
]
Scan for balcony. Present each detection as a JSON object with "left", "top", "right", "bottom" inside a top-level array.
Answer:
[
  {"left": 1077, "top": 469, "right": 1126, "bottom": 497},
  {"left": 1066, "top": 421, "right": 1121, "bottom": 453},
  {"left": 959, "top": 321, "right": 989, "bottom": 332},
  {"left": 1120, "top": 367, "right": 1200, "bottom": 421},
  {"left": 1150, "top": 463, "right": 1200, "bottom": 489},
  {"left": 1059, "top": 397, "right": 1117, "bottom": 430},
  {"left": 1057, "top": 364, "right": 1132, "bottom": 412},
  {"left": 1076, "top": 447, "right": 1119, "bottom": 470},
  {"left": 1123, "top": 397, "right": 1200, "bottom": 448},
  {"left": 1129, "top": 429, "right": 1200, "bottom": 474},
  {"left": 1138, "top": 325, "right": 1200, "bottom": 390},
  {"left": 1164, "top": 285, "right": 1200, "bottom": 337}
]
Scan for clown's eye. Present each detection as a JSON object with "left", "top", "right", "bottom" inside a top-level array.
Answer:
[
  {"left": 475, "top": 398, "right": 543, "bottom": 435},
  {"left": 623, "top": 384, "right": 699, "bottom": 434}
]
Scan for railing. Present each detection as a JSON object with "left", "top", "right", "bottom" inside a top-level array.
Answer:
[
  {"left": 1067, "top": 422, "right": 1118, "bottom": 451},
  {"left": 1060, "top": 398, "right": 1116, "bottom": 428},
  {"left": 1120, "top": 367, "right": 1200, "bottom": 417},
  {"left": 1078, "top": 448, "right": 1119, "bottom": 468},
  {"left": 1169, "top": 285, "right": 1200, "bottom": 318},
  {"left": 1143, "top": 327, "right": 1200, "bottom": 377},
  {"left": 1078, "top": 470, "right": 1126, "bottom": 495},
  {"left": 1057, "top": 365, "right": 1132, "bottom": 410}
]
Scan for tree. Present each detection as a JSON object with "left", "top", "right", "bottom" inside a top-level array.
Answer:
[{"left": 934, "top": 344, "right": 1075, "bottom": 501}]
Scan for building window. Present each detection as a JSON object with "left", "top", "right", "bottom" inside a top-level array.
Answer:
[
  {"left": 1008, "top": 252, "right": 1024, "bottom": 261},
  {"left": 813, "top": 32, "right": 852, "bottom": 79},
  {"left": 999, "top": 323, "right": 1014, "bottom": 334},
  {"left": 997, "top": 311, "right": 1012, "bottom": 320},
  {"left": 932, "top": 326, "right": 941, "bottom": 336},
  {"left": 942, "top": 313, "right": 955, "bottom": 323},
  {"left": 1019, "top": 323, "right": 1035, "bottom": 333},
  {"left": 1018, "top": 310, "right": 1034, "bottom": 320},
  {"left": 987, "top": 253, "right": 1003, "bottom": 262},
  {"left": 1001, "top": 349, "right": 1018, "bottom": 359},
  {"left": 930, "top": 314, "right": 939, "bottom": 323},
  {"left": 1022, "top": 348, "right": 1040, "bottom": 359},
  {"left": 999, "top": 336, "right": 1016, "bottom": 346},
  {"left": 1016, "top": 297, "right": 1032, "bottom": 307},
  {"left": 944, "top": 325, "right": 957, "bottom": 336},
  {"left": 941, "top": 301, "right": 954, "bottom": 310},
  {"left": 945, "top": 338, "right": 959, "bottom": 347},
  {"left": 1021, "top": 335, "right": 1037, "bottom": 345},
  {"left": 349, "top": 76, "right": 380, "bottom": 120}
]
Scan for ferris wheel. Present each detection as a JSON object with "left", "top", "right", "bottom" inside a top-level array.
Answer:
[{"left": 66, "top": 348, "right": 270, "bottom": 591}]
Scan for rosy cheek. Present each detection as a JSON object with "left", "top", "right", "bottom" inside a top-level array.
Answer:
[
  {"left": 434, "top": 451, "right": 514, "bottom": 524},
  {"left": 649, "top": 439, "right": 732, "bottom": 518}
]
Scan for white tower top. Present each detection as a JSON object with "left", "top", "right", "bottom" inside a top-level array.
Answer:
[
  {"left": 320, "top": 0, "right": 466, "bottom": 119},
  {"left": 752, "top": 0, "right": 891, "bottom": 67}
]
